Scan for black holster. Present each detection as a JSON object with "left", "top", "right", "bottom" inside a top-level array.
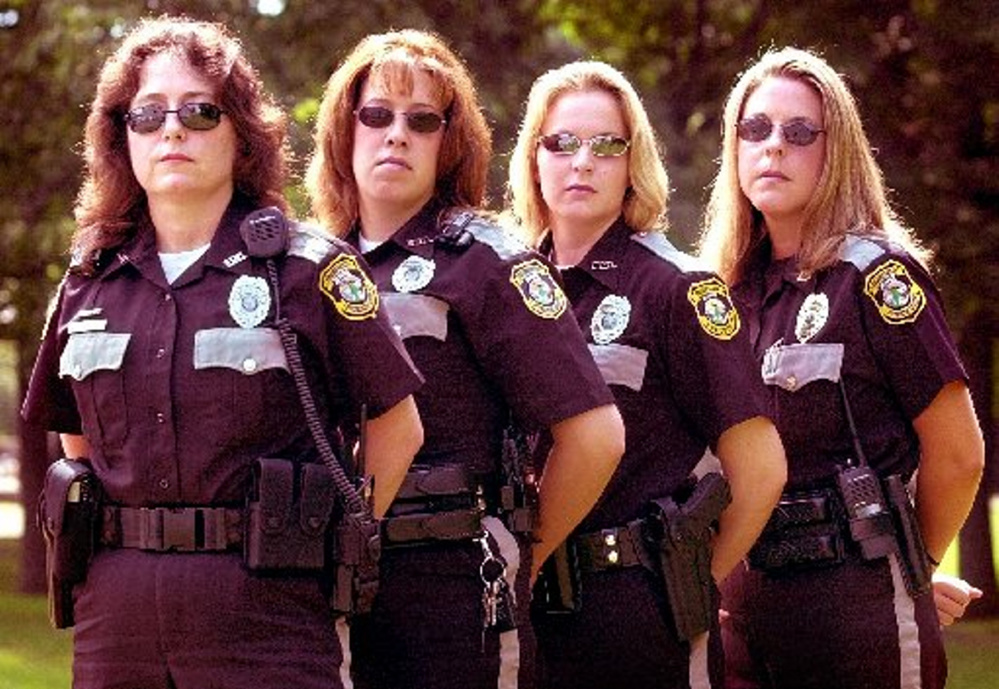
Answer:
[
  {"left": 38, "top": 458, "right": 102, "bottom": 629},
  {"left": 644, "top": 472, "right": 731, "bottom": 642},
  {"left": 329, "top": 504, "right": 382, "bottom": 616},
  {"left": 532, "top": 540, "right": 583, "bottom": 614},
  {"left": 244, "top": 458, "right": 335, "bottom": 571},
  {"left": 883, "top": 474, "right": 932, "bottom": 596}
]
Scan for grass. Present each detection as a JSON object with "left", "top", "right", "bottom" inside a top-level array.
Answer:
[{"left": 1, "top": 531, "right": 998, "bottom": 688}]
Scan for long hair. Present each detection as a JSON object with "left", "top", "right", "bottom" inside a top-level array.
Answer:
[
  {"left": 699, "top": 46, "right": 930, "bottom": 285},
  {"left": 507, "top": 60, "right": 669, "bottom": 247},
  {"left": 73, "top": 15, "right": 288, "bottom": 273},
  {"left": 305, "top": 29, "right": 492, "bottom": 237}
]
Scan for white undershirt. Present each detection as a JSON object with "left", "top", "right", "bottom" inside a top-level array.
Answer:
[
  {"left": 159, "top": 244, "right": 210, "bottom": 284},
  {"left": 357, "top": 234, "right": 384, "bottom": 254}
]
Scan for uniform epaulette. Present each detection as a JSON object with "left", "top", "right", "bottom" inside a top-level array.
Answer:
[
  {"left": 459, "top": 213, "right": 529, "bottom": 261},
  {"left": 840, "top": 235, "right": 887, "bottom": 272},
  {"left": 630, "top": 231, "right": 705, "bottom": 273},
  {"left": 288, "top": 221, "right": 337, "bottom": 265}
]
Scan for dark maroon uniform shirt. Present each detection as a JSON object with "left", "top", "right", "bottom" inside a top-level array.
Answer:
[
  {"left": 552, "top": 219, "right": 767, "bottom": 530},
  {"left": 24, "top": 200, "right": 421, "bottom": 506},
  {"left": 733, "top": 235, "right": 965, "bottom": 488}
]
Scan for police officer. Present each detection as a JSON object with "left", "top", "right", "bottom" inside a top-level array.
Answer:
[
  {"left": 699, "top": 47, "right": 985, "bottom": 689},
  {"left": 22, "top": 17, "right": 423, "bottom": 689},
  {"left": 304, "top": 30, "right": 625, "bottom": 689},
  {"left": 507, "top": 60, "right": 787, "bottom": 689}
]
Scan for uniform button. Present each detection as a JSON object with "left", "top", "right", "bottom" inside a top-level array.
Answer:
[
  {"left": 242, "top": 357, "right": 258, "bottom": 373},
  {"left": 156, "top": 348, "right": 166, "bottom": 359},
  {"left": 164, "top": 293, "right": 172, "bottom": 302},
  {"left": 393, "top": 324, "right": 403, "bottom": 335},
  {"left": 155, "top": 412, "right": 166, "bottom": 424},
  {"left": 159, "top": 478, "right": 170, "bottom": 490},
  {"left": 786, "top": 375, "right": 797, "bottom": 390},
  {"left": 607, "top": 549, "right": 619, "bottom": 565}
]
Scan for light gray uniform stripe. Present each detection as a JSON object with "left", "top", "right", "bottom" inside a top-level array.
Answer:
[
  {"left": 337, "top": 617, "right": 354, "bottom": 689},
  {"left": 588, "top": 343, "right": 648, "bottom": 391},
  {"left": 688, "top": 631, "right": 711, "bottom": 689},
  {"left": 841, "top": 235, "right": 887, "bottom": 271},
  {"left": 890, "top": 553, "right": 923, "bottom": 689},
  {"left": 382, "top": 293, "right": 450, "bottom": 341},
  {"left": 484, "top": 515, "right": 522, "bottom": 689},
  {"left": 761, "top": 342, "right": 844, "bottom": 391}
]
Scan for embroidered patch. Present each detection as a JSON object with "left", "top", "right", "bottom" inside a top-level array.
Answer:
[
  {"left": 228, "top": 275, "right": 271, "bottom": 328},
  {"left": 319, "top": 253, "right": 379, "bottom": 320},
  {"left": 591, "top": 294, "right": 631, "bottom": 344},
  {"left": 864, "top": 260, "right": 926, "bottom": 325},
  {"left": 794, "top": 292, "right": 829, "bottom": 343},
  {"left": 510, "top": 258, "right": 567, "bottom": 320},
  {"left": 392, "top": 255, "right": 436, "bottom": 293},
  {"left": 687, "top": 277, "right": 741, "bottom": 340}
]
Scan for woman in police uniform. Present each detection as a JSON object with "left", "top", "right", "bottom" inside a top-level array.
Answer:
[
  {"left": 22, "top": 17, "right": 423, "bottom": 689},
  {"left": 506, "top": 60, "right": 787, "bottom": 689},
  {"left": 305, "top": 30, "right": 625, "bottom": 689},
  {"left": 699, "top": 47, "right": 984, "bottom": 689}
]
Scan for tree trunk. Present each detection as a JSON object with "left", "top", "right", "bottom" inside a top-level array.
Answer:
[{"left": 17, "top": 337, "right": 48, "bottom": 595}]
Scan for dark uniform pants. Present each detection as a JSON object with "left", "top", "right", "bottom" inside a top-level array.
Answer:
[
  {"left": 71, "top": 549, "right": 346, "bottom": 689},
  {"left": 721, "top": 554, "right": 945, "bottom": 689}
]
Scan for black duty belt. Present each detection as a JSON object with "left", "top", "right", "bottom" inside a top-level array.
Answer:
[
  {"left": 381, "top": 464, "right": 485, "bottom": 545},
  {"left": 574, "top": 521, "right": 650, "bottom": 573},
  {"left": 747, "top": 488, "right": 845, "bottom": 572},
  {"left": 102, "top": 505, "right": 243, "bottom": 552}
]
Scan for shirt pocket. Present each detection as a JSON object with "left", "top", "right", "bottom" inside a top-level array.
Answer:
[
  {"left": 588, "top": 342, "right": 649, "bottom": 392},
  {"left": 59, "top": 332, "right": 132, "bottom": 451},
  {"left": 382, "top": 292, "right": 449, "bottom": 341},
  {"left": 193, "top": 327, "right": 294, "bottom": 450},
  {"left": 761, "top": 342, "right": 844, "bottom": 392}
]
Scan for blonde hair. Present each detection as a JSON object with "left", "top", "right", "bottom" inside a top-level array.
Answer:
[
  {"left": 699, "top": 46, "right": 930, "bottom": 284},
  {"left": 305, "top": 29, "right": 492, "bottom": 237},
  {"left": 507, "top": 60, "right": 669, "bottom": 246}
]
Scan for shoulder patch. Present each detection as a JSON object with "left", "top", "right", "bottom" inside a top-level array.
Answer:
[
  {"left": 630, "top": 232, "right": 705, "bottom": 273},
  {"left": 319, "top": 253, "right": 379, "bottom": 320},
  {"left": 462, "top": 216, "right": 529, "bottom": 261},
  {"left": 289, "top": 222, "right": 336, "bottom": 265},
  {"left": 864, "top": 259, "right": 926, "bottom": 325},
  {"left": 687, "top": 276, "right": 741, "bottom": 340},
  {"left": 510, "top": 258, "right": 567, "bottom": 320},
  {"left": 841, "top": 235, "right": 886, "bottom": 272}
]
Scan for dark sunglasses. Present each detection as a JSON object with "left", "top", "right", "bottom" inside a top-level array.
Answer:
[
  {"left": 124, "top": 102, "right": 225, "bottom": 134},
  {"left": 355, "top": 105, "right": 447, "bottom": 134},
  {"left": 736, "top": 115, "right": 825, "bottom": 146},
  {"left": 538, "top": 132, "right": 631, "bottom": 158}
]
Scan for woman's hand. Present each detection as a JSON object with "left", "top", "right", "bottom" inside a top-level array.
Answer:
[{"left": 932, "top": 572, "right": 982, "bottom": 626}]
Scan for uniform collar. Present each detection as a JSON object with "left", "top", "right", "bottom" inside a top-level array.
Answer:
[
  {"left": 546, "top": 216, "right": 631, "bottom": 293},
  {"left": 352, "top": 199, "right": 446, "bottom": 260}
]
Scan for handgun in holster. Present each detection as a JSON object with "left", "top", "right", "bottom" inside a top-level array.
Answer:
[
  {"left": 883, "top": 474, "right": 932, "bottom": 596},
  {"left": 532, "top": 540, "right": 583, "bottom": 614},
  {"left": 38, "top": 458, "right": 102, "bottom": 629},
  {"left": 644, "top": 472, "right": 731, "bottom": 642}
]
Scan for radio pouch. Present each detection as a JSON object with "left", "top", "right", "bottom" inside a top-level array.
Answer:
[
  {"left": 245, "top": 458, "right": 336, "bottom": 571},
  {"left": 38, "top": 458, "right": 101, "bottom": 629}
]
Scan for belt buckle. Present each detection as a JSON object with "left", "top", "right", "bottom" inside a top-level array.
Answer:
[{"left": 141, "top": 507, "right": 198, "bottom": 552}]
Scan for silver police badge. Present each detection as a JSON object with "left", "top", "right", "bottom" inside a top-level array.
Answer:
[
  {"left": 228, "top": 275, "right": 271, "bottom": 328},
  {"left": 591, "top": 294, "right": 631, "bottom": 344},
  {"left": 392, "top": 255, "right": 436, "bottom": 293},
  {"left": 794, "top": 292, "right": 829, "bottom": 343}
]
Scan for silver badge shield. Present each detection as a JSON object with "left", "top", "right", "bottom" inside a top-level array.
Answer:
[
  {"left": 392, "top": 255, "right": 436, "bottom": 293},
  {"left": 794, "top": 293, "right": 829, "bottom": 342},
  {"left": 591, "top": 294, "right": 631, "bottom": 344},
  {"left": 228, "top": 275, "right": 271, "bottom": 328}
]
